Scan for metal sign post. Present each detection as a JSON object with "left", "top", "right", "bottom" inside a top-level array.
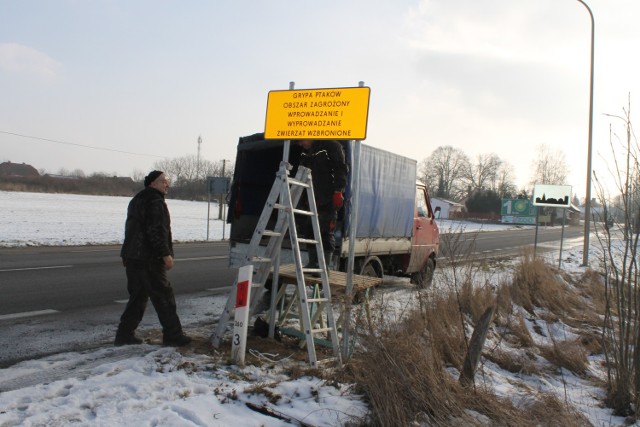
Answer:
[
  {"left": 208, "top": 176, "right": 231, "bottom": 240},
  {"left": 532, "top": 184, "right": 572, "bottom": 265},
  {"left": 342, "top": 138, "right": 361, "bottom": 359},
  {"left": 559, "top": 208, "right": 567, "bottom": 268}
]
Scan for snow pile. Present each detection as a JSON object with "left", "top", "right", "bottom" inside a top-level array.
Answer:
[{"left": 0, "top": 345, "right": 367, "bottom": 426}]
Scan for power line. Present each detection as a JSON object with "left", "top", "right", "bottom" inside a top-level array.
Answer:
[{"left": 0, "top": 130, "right": 166, "bottom": 159}]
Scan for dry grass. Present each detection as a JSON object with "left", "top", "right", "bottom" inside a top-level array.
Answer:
[
  {"left": 540, "top": 339, "right": 589, "bottom": 376},
  {"left": 496, "top": 312, "right": 535, "bottom": 348},
  {"left": 484, "top": 349, "right": 540, "bottom": 375},
  {"left": 579, "top": 269, "right": 608, "bottom": 315},
  {"left": 519, "top": 393, "right": 593, "bottom": 426},
  {"left": 343, "top": 247, "right": 605, "bottom": 426},
  {"left": 509, "top": 249, "right": 585, "bottom": 316},
  {"left": 202, "top": 244, "right": 608, "bottom": 425}
]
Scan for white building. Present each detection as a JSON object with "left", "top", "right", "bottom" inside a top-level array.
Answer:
[{"left": 431, "top": 197, "right": 464, "bottom": 219}]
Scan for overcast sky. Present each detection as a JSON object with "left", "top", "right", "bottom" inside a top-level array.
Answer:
[{"left": 1, "top": 0, "right": 638, "bottom": 198}]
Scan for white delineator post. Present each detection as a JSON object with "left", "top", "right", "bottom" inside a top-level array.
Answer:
[{"left": 231, "top": 265, "right": 253, "bottom": 366}]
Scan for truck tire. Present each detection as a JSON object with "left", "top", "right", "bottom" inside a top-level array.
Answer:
[
  {"left": 411, "top": 257, "right": 435, "bottom": 289},
  {"left": 360, "top": 262, "right": 378, "bottom": 277},
  {"left": 353, "top": 258, "right": 382, "bottom": 304}
]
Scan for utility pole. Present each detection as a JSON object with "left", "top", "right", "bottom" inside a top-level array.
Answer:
[
  {"left": 197, "top": 135, "right": 202, "bottom": 180},
  {"left": 575, "top": 0, "right": 595, "bottom": 266},
  {"left": 218, "top": 159, "right": 227, "bottom": 219}
]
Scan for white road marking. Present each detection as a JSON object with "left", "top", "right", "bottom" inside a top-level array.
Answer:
[
  {"left": 176, "top": 256, "right": 227, "bottom": 261},
  {"left": 0, "top": 309, "right": 59, "bottom": 321},
  {"left": 70, "top": 248, "right": 118, "bottom": 253},
  {"left": 0, "top": 265, "right": 73, "bottom": 273}
]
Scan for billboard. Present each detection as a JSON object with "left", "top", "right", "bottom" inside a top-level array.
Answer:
[
  {"left": 532, "top": 184, "right": 572, "bottom": 207},
  {"left": 501, "top": 198, "right": 536, "bottom": 225}
]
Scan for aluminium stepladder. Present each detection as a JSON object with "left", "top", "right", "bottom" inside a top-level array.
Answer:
[{"left": 211, "top": 161, "right": 341, "bottom": 368}]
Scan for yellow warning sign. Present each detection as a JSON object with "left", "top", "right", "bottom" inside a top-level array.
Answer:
[{"left": 264, "top": 86, "right": 370, "bottom": 140}]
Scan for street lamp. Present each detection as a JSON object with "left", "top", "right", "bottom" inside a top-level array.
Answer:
[{"left": 576, "top": 0, "right": 595, "bottom": 266}]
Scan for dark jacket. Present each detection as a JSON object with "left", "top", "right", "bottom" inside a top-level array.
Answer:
[
  {"left": 120, "top": 187, "right": 174, "bottom": 262},
  {"left": 299, "top": 140, "right": 348, "bottom": 206}
]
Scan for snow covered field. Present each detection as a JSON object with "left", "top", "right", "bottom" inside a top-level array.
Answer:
[
  {"left": 0, "top": 190, "right": 230, "bottom": 247},
  {"left": 0, "top": 190, "right": 518, "bottom": 248},
  {"left": 0, "top": 191, "right": 627, "bottom": 426}
]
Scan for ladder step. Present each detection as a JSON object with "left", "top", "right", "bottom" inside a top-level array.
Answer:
[
  {"left": 261, "top": 230, "right": 281, "bottom": 237},
  {"left": 307, "top": 297, "right": 329, "bottom": 303},
  {"left": 288, "top": 178, "right": 310, "bottom": 188},
  {"left": 302, "top": 268, "right": 324, "bottom": 275},
  {"left": 297, "top": 238, "right": 318, "bottom": 245},
  {"left": 250, "top": 256, "right": 272, "bottom": 263},
  {"left": 273, "top": 203, "right": 315, "bottom": 216},
  {"left": 292, "top": 208, "right": 314, "bottom": 216}
]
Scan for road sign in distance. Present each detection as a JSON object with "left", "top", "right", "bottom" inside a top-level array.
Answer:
[{"left": 533, "top": 184, "right": 572, "bottom": 207}]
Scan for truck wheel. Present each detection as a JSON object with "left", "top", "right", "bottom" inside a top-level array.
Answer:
[
  {"left": 360, "top": 263, "right": 378, "bottom": 277},
  {"left": 354, "top": 260, "right": 381, "bottom": 304},
  {"left": 411, "top": 257, "right": 435, "bottom": 289}
]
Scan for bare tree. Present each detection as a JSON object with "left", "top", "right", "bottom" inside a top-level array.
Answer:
[
  {"left": 154, "top": 155, "right": 200, "bottom": 185},
  {"left": 131, "top": 169, "right": 146, "bottom": 183},
  {"left": 200, "top": 159, "right": 234, "bottom": 180},
  {"left": 592, "top": 96, "right": 640, "bottom": 416},
  {"left": 464, "top": 153, "right": 503, "bottom": 192},
  {"left": 494, "top": 162, "right": 518, "bottom": 198},
  {"left": 419, "top": 146, "right": 470, "bottom": 201},
  {"left": 530, "top": 144, "right": 568, "bottom": 186}
]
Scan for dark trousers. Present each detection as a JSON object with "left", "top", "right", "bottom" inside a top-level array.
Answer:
[
  {"left": 116, "top": 260, "right": 183, "bottom": 339},
  {"left": 304, "top": 202, "right": 337, "bottom": 252}
]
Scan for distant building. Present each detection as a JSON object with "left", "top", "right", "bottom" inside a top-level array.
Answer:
[
  {"left": 431, "top": 197, "right": 464, "bottom": 219},
  {"left": 0, "top": 161, "right": 39, "bottom": 177}
]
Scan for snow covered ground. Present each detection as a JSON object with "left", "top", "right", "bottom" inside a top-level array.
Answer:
[
  {"left": 0, "top": 191, "right": 626, "bottom": 426},
  {"left": 0, "top": 190, "right": 521, "bottom": 247}
]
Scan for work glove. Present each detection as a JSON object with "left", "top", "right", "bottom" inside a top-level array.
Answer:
[{"left": 333, "top": 191, "right": 344, "bottom": 210}]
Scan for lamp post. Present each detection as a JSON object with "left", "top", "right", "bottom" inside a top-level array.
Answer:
[
  {"left": 576, "top": 0, "right": 595, "bottom": 266},
  {"left": 218, "top": 159, "right": 228, "bottom": 220}
]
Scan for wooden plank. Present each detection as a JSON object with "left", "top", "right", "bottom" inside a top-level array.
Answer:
[{"left": 275, "top": 264, "right": 382, "bottom": 294}]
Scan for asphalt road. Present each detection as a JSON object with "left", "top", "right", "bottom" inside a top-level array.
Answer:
[
  {"left": 0, "top": 241, "right": 236, "bottom": 368},
  {"left": 438, "top": 224, "right": 584, "bottom": 261},
  {"left": 0, "top": 226, "right": 584, "bottom": 318},
  {"left": 0, "top": 241, "right": 235, "bottom": 316}
]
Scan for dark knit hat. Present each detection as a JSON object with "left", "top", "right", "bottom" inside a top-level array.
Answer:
[{"left": 144, "top": 170, "right": 164, "bottom": 187}]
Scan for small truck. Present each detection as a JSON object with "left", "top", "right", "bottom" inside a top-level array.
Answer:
[{"left": 226, "top": 133, "right": 440, "bottom": 287}]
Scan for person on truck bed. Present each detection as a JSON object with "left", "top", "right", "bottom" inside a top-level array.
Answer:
[{"left": 297, "top": 139, "right": 348, "bottom": 270}]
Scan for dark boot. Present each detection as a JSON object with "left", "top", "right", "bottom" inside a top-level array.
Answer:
[
  {"left": 114, "top": 332, "right": 143, "bottom": 346},
  {"left": 163, "top": 333, "right": 192, "bottom": 347}
]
